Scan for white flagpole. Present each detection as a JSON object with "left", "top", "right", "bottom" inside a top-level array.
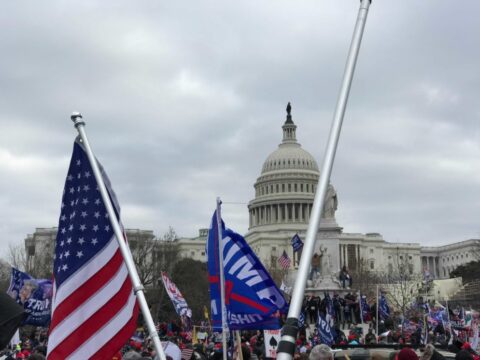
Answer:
[
  {"left": 236, "top": 331, "right": 244, "bottom": 360},
  {"left": 277, "top": 1, "right": 372, "bottom": 359},
  {"left": 376, "top": 285, "right": 379, "bottom": 339},
  {"left": 216, "top": 197, "right": 228, "bottom": 360},
  {"left": 71, "top": 113, "right": 166, "bottom": 360}
]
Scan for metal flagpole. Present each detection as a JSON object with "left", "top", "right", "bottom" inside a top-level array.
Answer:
[
  {"left": 236, "top": 331, "right": 244, "bottom": 360},
  {"left": 216, "top": 197, "right": 228, "bottom": 360},
  {"left": 71, "top": 113, "right": 166, "bottom": 360},
  {"left": 276, "top": 1, "right": 372, "bottom": 359},
  {"left": 358, "top": 291, "right": 364, "bottom": 325},
  {"left": 376, "top": 286, "right": 379, "bottom": 339}
]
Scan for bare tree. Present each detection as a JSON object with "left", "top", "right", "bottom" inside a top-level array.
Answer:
[
  {"left": 6, "top": 242, "right": 53, "bottom": 278},
  {"left": 129, "top": 227, "right": 180, "bottom": 288},
  {"left": 7, "top": 242, "right": 28, "bottom": 271},
  {"left": 131, "top": 236, "right": 159, "bottom": 287},
  {"left": 0, "top": 258, "right": 10, "bottom": 291},
  {"left": 350, "top": 258, "right": 381, "bottom": 298},
  {"left": 379, "top": 250, "right": 423, "bottom": 324}
]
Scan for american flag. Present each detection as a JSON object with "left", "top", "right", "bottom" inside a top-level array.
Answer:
[
  {"left": 47, "top": 138, "right": 138, "bottom": 360},
  {"left": 278, "top": 250, "right": 291, "bottom": 269},
  {"left": 181, "top": 348, "right": 194, "bottom": 360}
]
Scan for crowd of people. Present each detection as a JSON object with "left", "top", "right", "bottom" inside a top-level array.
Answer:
[{"left": 1, "top": 296, "right": 479, "bottom": 360}]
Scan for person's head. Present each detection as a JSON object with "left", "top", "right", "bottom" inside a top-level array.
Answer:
[
  {"left": 309, "top": 344, "right": 332, "bottom": 360},
  {"left": 350, "top": 349, "right": 370, "bottom": 360},
  {"left": 123, "top": 350, "right": 142, "bottom": 360},
  {"left": 27, "top": 355, "right": 45, "bottom": 360},
  {"left": 398, "top": 347, "right": 419, "bottom": 360},
  {"left": 455, "top": 350, "right": 473, "bottom": 360},
  {"left": 19, "top": 280, "right": 37, "bottom": 303},
  {"left": 421, "top": 344, "right": 435, "bottom": 360}
]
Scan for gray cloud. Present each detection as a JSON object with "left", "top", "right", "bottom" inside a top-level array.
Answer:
[{"left": 1, "top": 0, "right": 480, "bottom": 259}]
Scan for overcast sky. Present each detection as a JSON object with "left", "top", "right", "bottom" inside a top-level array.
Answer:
[{"left": 1, "top": 0, "right": 480, "bottom": 260}]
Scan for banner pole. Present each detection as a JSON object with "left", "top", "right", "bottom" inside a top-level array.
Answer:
[
  {"left": 216, "top": 197, "right": 228, "bottom": 360},
  {"left": 71, "top": 113, "right": 166, "bottom": 360},
  {"left": 376, "top": 285, "right": 379, "bottom": 339},
  {"left": 276, "top": 1, "right": 372, "bottom": 359},
  {"left": 236, "top": 331, "right": 244, "bottom": 360}
]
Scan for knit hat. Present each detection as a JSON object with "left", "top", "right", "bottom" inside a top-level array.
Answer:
[{"left": 398, "top": 348, "right": 419, "bottom": 360}]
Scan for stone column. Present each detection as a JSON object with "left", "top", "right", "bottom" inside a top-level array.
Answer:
[
  {"left": 345, "top": 245, "right": 349, "bottom": 268},
  {"left": 339, "top": 244, "right": 343, "bottom": 267},
  {"left": 299, "top": 203, "right": 303, "bottom": 222},
  {"left": 292, "top": 203, "right": 296, "bottom": 221},
  {"left": 277, "top": 204, "right": 281, "bottom": 223},
  {"left": 340, "top": 245, "right": 345, "bottom": 268},
  {"left": 357, "top": 245, "right": 361, "bottom": 270},
  {"left": 433, "top": 257, "right": 437, "bottom": 278}
]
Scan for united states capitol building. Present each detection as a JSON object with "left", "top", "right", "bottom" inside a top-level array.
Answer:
[
  {"left": 25, "top": 106, "right": 479, "bottom": 280},
  {"left": 177, "top": 105, "right": 479, "bottom": 280}
]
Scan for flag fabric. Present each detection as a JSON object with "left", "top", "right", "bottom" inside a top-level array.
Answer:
[
  {"left": 47, "top": 138, "right": 138, "bottom": 360},
  {"left": 316, "top": 312, "right": 335, "bottom": 346},
  {"left": 379, "top": 293, "right": 390, "bottom": 320},
  {"left": 298, "top": 311, "right": 305, "bottom": 328},
  {"left": 291, "top": 234, "right": 304, "bottom": 252},
  {"left": 207, "top": 211, "right": 287, "bottom": 330},
  {"left": 161, "top": 272, "right": 192, "bottom": 318},
  {"left": 7, "top": 268, "right": 53, "bottom": 327},
  {"left": 181, "top": 348, "right": 194, "bottom": 360},
  {"left": 324, "top": 293, "right": 335, "bottom": 319},
  {"left": 360, "top": 296, "right": 370, "bottom": 322},
  {"left": 280, "top": 281, "right": 292, "bottom": 295},
  {"left": 278, "top": 251, "right": 291, "bottom": 270}
]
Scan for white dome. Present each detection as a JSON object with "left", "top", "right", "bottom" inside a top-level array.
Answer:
[{"left": 261, "top": 143, "right": 319, "bottom": 174}]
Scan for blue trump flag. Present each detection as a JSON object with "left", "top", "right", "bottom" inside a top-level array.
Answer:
[
  {"left": 291, "top": 234, "right": 303, "bottom": 252},
  {"left": 379, "top": 293, "right": 390, "bottom": 320},
  {"left": 317, "top": 312, "right": 335, "bottom": 346},
  {"left": 361, "top": 295, "right": 370, "bottom": 321},
  {"left": 7, "top": 268, "right": 53, "bottom": 327},
  {"left": 207, "top": 211, "right": 287, "bottom": 330}
]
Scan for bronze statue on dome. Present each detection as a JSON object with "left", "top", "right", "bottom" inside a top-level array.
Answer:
[{"left": 286, "top": 102, "right": 291, "bottom": 115}]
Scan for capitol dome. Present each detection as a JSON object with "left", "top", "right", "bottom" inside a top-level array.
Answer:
[
  {"left": 248, "top": 103, "right": 337, "bottom": 231},
  {"left": 261, "top": 144, "right": 319, "bottom": 174},
  {"left": 261, "top": 103, "right": 319, "bottom": 175}
]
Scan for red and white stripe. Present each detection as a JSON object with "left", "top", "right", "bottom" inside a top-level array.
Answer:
[
  {"left": 278, "top": 252, "right": 291, "bottom": 270},
  {"left": 47, "top": 236, "right": 138, "bottom": 360}
]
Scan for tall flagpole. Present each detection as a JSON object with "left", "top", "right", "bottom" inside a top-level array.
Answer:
[
  {"left": 71, "top": 113, "right": 166, "bottom": 360},
  {"left": 276, "top": 1, "right": 372, "bottom": 359},
  {"left": 216, "top": 198, "right": 228, "bottom": 360},
  {"left": 376, "top": 285, "right": 379, "bottom": 339}
]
